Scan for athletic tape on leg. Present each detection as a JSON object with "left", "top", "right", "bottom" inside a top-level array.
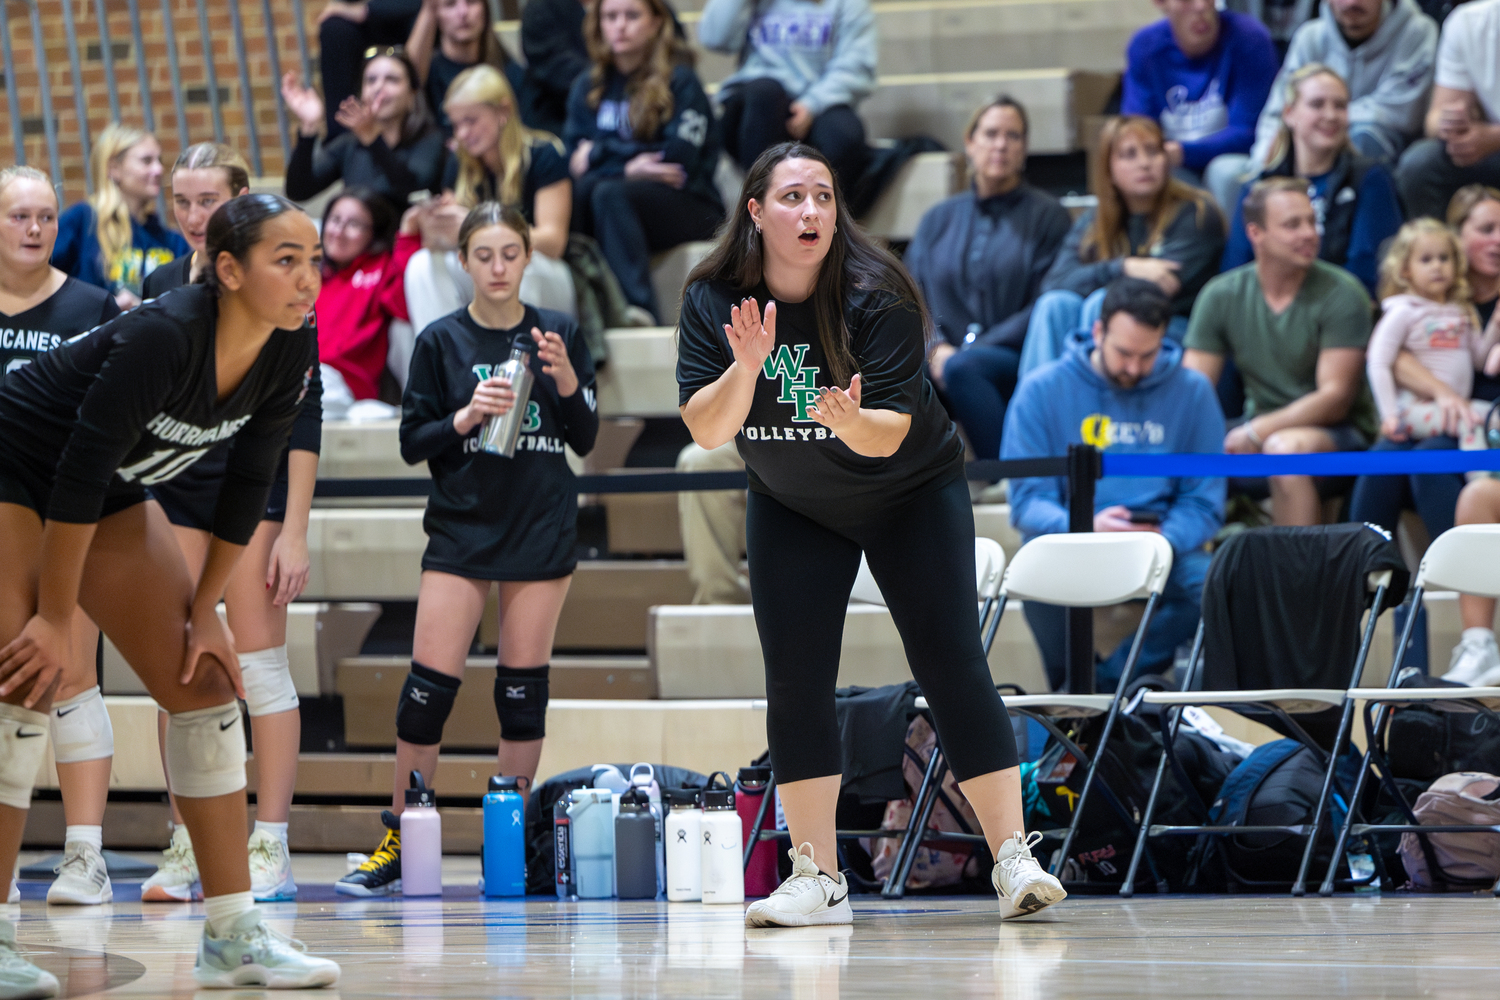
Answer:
[
  {"left": 165, "top": 703, "right": 247, "bottom": 798},
  {"left": 51, "top": 686, "right": 114, "bottom": 764},
  {"left": 494, "top": 665, "right": 549, "bottom": 742},
  {"left": 240, "top": 645, "right": 299, "bottom": 717},
  {"left": 395, "top": 661, "right": 460, "bottom": 746},
  {"left": 0, "top": 702, "right": 51, "bottom": 809}
]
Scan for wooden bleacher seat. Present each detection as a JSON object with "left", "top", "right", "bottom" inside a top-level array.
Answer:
[{"left": 595, "top": 326, "right": 682, "bottom": 417}]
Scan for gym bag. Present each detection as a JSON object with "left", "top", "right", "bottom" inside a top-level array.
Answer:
[
  {"left": 1398, "top": 771, "right": 1500, "bottom": 889},
  {"left": 1207, "top": 739, "right": 1348, "bottom": 884}
]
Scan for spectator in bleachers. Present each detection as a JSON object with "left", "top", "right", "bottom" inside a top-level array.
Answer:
[
  {"left": 281, "top": 50, "right": 448, "bottom": 213},
  {"left": 1225, "top": 0, "right": 1317, "bottom": 60},
  {"left": 404, "top": 65, "right": 577, "bottom": 333},
  {"left": 1247, "top": 0, "right": 1436, "bottom": 171},
  {"left": 1184, "top": 177, "right": 1376, "bottom": 526},
  {"left": 317, "top": 187, "right": 423, "bottom": 404},
  {"left": 1005, "top": 278, "right": 1225, "bottom": 691},
  {"left": 1396, "top": 0, "right": 1500, "bottom": 221},
  {"left": 1438, "top": 476, "right": 1500, "bottom": 685},
  {"left": 523, "top": 0, "right": 591, "bottom": 137},
  {"left": 405, "top": 0, "right": 529, "bottom": 136},
  {"left": 1219, "top": 65, "right": 1404, "bottom": 295},
  {"left": 1020, "top": 116, "right": 1224, "bottom": 378},
  {"left": 1348, "top": 218, "right": 1496, "bottom": 541},
  {"left": 316, "top": 0, "right": 424, "bottom": 141},
  {"left": 904, "top": 97, "right": 1071, "bottom": 459},
  {"left": 564, "top": 0, "right": 724, "bottom": 322},
  {"left": 699, "top": 0, "right": 875, "bottom": 195},
  {"left": 1121, "top": 0, "right": 1278, "bottom": 214},
  {"left": 52, "top": 123, "right": 187, "bottom": 311}
]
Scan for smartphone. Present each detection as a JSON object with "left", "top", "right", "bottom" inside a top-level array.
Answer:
[{"left": 1127, "top": 509, "right": 1162, "bottom": 525}]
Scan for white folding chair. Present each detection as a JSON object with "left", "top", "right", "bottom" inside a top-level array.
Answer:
[
  {"left": 1322, "top": 524, "right": 1500, "bottom": 896},
  {"left": 1128, "top": 550, "right": 1396, "bottom": 897},
  {"left": 895, "top": 533, "right": 1175, "bottom": 892}
]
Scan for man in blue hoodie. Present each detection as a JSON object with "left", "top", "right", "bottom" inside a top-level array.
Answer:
[{"left": 1003, "top": 278, "right": 1226, "bottom": 691}]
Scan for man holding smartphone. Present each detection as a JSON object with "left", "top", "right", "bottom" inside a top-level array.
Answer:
[{"left": 1003, "top": 278, "right": 1226, "bottom": 691}]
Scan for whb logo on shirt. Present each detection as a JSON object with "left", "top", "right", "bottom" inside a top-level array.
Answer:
[
  {"left": 761, "top": 344, "right": 820, "bottom": 422},
  {"left": 1080, "top": 413, "right": 1165, "bottom": 449}
]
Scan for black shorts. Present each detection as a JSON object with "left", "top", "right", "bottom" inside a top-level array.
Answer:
[
  {"left": 150, "top": 450, "right": 290, "bottom": 532},
  {"left": 0, "top": 447, "right": 144, "bottom": 521}
]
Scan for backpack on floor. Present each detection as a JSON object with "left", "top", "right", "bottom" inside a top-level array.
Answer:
[
  {"left": 867, "top": 715, "right": 985, "bottom": 889},
  {"left": 1206, "top": 739, "right": 1348, "bottom": 885},
  {"left": 1384, "top": 674, "right": 1500, "bottom": 781},
  {"left": 1398, "top": 771, "right": 1500, "bottom": 889}
]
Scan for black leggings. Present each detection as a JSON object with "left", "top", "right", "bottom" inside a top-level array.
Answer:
[
  {"left": 571, "top": 173, "right": 722, "bottom": 319},
  {"left": 719, "top": 78, "right": 871, "bottom": 193},
  {"left": 746, "top": 476, "right": 1018, "bottom": 785}
]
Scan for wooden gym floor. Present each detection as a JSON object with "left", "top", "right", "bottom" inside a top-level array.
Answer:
[{"left": 8, "top": 853, "right": 1499, "bottom": 998}]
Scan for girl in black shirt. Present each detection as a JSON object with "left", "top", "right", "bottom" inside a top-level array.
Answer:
[
  {"left": 143, "top": 144, "right": 323, "bottom": 907},
  {"left": 0, "top": 195, "right": 339, "bottom": 990},
  {"left": 0, "top": 166, "right": 121, "bottom": 913},
  {"left": 338, "top": 203, "right": 597, "bottom": 897},
  {"left": 677, "top": 143, "right": 1065, "bottom": 927}
]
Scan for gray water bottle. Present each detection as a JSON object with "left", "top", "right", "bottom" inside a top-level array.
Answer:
[{"left": 478, "top": 333, "right": 536, "bottom": 458}]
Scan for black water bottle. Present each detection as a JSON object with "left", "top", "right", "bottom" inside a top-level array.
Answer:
[{"left": 614, "top": 787, "right": 659, "bottom": 899}]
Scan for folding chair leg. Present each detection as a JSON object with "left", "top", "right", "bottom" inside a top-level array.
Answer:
[
  {"left": 1318, "top": 746, "right": 1377, "bottom": 896},
  {"left": 881, "top": 741, "right": 948, "bottom": 900},
  {"left": 1053, "top": 591, "right": 1162, "bottom": 878}
]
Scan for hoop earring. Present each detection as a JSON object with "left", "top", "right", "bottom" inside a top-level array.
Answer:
[{"left": 755, "top": 224, "right": 762, "bottom": 234}]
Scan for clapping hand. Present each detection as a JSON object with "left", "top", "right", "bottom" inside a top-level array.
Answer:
[
  {"left": 281, "top": 72, "right": 325, "bottom": 136},
  {"left": 809, "top": 375, "right": 864, "bottom": 434},
  {"left": 725, "top": 297, "right": 776, "bottom": 375},
  {"left": 532, "top": 327, "right": 579, "bottom": 397},
  {"left": 335, "top": 96, "right": 381, "bottom": 146}
]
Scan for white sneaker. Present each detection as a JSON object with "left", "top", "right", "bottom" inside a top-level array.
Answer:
[
  {"left": 1444, "top": 628, "right": 1500, "bottom": 686},
  {"left": 0, "top": 919, "right": 57, "bottom": 999},
  {"left": 249, "top": 830, "right": 298, "bottom": 903},
  {"left": 141, "top": 826, "right": 201, "bottom": 903},
  {"left": 993, "top": 832, "right": 1066, "bottom": 919},
  {"left": 45, "top": 842, "right": 111, "bottom": 905},
  {"left": 744, "top": 843, "right": 852, "bottom": 928},
  {"left": 194, "top": 907, "right": 340, "bottom": 989}
]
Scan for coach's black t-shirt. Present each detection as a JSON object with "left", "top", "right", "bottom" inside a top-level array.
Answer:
[
  {"left": 400, "top": 304, "right": 598, "bottom": 579},
  {"left": 676, "top": 279, "right": 964, "bottom": 523},
  {"left": 0, "top": 276, "right": 120, "bottom": 377},
  {"left": 0, "top": 284, "right": 317, "bottom": 544}
]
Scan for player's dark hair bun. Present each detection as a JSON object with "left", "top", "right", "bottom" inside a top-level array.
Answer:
[{"left": 198, "top": 193, "right": 304, "bottom": 294}]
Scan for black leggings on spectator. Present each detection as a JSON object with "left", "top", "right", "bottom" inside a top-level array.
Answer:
[
  {"left": 746, "top": 476, "right": 1018, "bottom": 785},
  {"left": 318, "top": 0, "right": 423, "bottom": 140},
  {"left": 719, "top": 78, "right": 871, "bottom": 193},
  {"left": 1347, "top": 435, "right": 1464, "bottom": 540},
  {"left": 571, "top": 173, "right": 722, "bottom": 319}
]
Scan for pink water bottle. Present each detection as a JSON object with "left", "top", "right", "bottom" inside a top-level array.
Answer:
[
  {"left": 400, "top": 771, "right": 443, "bottom": 897},
  {"left": 736, "top": 766, "right": 779, "bottom": 896}
]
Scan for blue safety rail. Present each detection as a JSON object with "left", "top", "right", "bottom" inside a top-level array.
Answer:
[{"left": 1101, "top": 450, "right": 1500, "bottom": 478}]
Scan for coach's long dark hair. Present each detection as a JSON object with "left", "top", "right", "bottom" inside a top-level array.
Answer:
[
  {"left": 197, "top": 193, "right": 304, "bottom": 294},
  {"left": 684, "top": 142, "right": 932, "bottom": 389}
]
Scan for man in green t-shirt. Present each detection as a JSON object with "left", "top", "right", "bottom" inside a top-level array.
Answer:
[{"left": 1183, "top": 177, "right": 1375, "bottom": 526}]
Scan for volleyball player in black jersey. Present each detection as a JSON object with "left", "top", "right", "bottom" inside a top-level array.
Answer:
[
  {"left": 0, "top": 194, "right": 339, "bottom": 993},
  {"left": 337, "top": 202, "right": 597, "bottom": 896},
  {"left": 676, "top": 143, "right": 1066, "bottom": 928},
  {"left": 0, "top": 166, "right": 124, "bottom": 911},
  {"left": 140, "top": 143, "right": 322, "bottom": 905}
]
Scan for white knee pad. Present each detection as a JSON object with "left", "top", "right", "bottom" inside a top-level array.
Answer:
[
  {"left": 240, "top": 646, "right": 300, "bottom": 718},
  {"left": 50, "top": 686, "right": 114, "bottom": 764},
  {"left": 0, "top": 702, "right": 50, "bottom": 810},
  {"left": 165, "top": 703, "right": 247, "bottom": 798}
]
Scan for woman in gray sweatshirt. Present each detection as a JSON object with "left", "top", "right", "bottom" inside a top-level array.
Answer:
[{"left": 698, "top": 0, "right": 877, "bottom": 191}]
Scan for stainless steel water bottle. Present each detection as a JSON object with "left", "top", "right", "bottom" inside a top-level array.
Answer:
[{"left": 478, "top": 333, "right": 536, "bottom": 458}]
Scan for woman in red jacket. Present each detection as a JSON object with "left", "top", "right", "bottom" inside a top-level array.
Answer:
[{"left": 317, "top": 186, "right": 423, "bottom": 402}]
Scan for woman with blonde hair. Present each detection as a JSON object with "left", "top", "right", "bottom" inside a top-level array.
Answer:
[
  {"left": 1220, "top": 63, "right": 1402, "bottom": 295},
  {"left": 1020, "top": 115, "right": 1224, "bottom": 376},
  {"left": 562, "top": 0, "right": 723, "bottom": 322},
  {"left": 404, "top": 63, "right": 576, "bottom": 332},
  {"left": 52, "top": 123, "right": 188, "bottom": 310}
]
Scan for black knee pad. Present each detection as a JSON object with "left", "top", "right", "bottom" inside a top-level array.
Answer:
[
  {"left": 395, "top": 662, "right": 461, "bottom": 746},
  {"left": 494, "top": 665, "right": 549, "bottom": 742}
]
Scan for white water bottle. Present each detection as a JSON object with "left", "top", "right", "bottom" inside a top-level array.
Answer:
[
  {"left": 663, "top": 787, "right": 703, "bottom": 902},
  {"left": 699, "top": 772, "right": 744, "bottom": 905}
]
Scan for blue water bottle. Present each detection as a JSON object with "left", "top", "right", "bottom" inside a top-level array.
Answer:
[{"left": 482, "top": 775, "right": 527, "bottom": 897}]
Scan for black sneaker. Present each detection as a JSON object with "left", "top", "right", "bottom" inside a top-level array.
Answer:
[{"left": 335, "top": 811, "right": 402, "bottom": 897}]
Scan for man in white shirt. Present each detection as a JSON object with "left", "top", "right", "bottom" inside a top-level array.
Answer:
[{"left": 1395, "top": 0, "right": 1500, "bottom": 220}]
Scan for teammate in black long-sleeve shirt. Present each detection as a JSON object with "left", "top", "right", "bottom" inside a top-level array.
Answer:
[
  {"left": 0, "top": 194, "right": 341, "bottom": 990},
  {"left": 140, "top": 144, "right": 324, "bottom": 906},
  {"left": 338, "top": 203, "right": 597, "bottom": 897},
  {"left": 0, "top": 166, "right": 123, "bottom": 915}
]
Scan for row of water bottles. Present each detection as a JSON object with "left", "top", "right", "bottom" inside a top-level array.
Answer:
[{"left": 553, "top": 764, "right": 781, "bottom": 902}]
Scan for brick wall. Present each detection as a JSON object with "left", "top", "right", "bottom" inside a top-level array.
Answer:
[{"left": 0, "top": 0, "right": 321, "bottom": 206}]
